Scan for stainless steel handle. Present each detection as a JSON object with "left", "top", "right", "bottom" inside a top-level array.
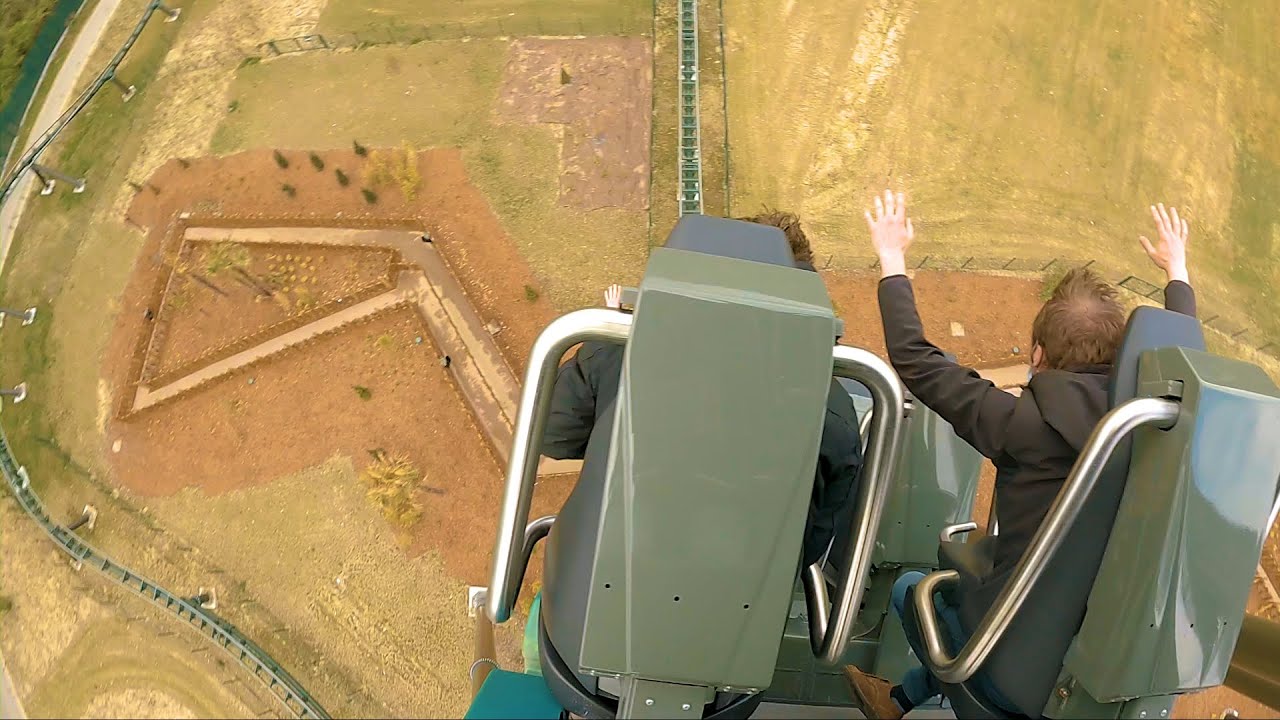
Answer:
[
  {"left": 487, "top": 309, "right": 633, "bottom": 623},
  {"left": 808, "top": 345, "right": 908, "bottom": 664},
  {"left": 940, "top": 521, "right": 979, "bottom": 543},
  {"left": 913, "top": 397, "right": 1180, "bottom": 683}
]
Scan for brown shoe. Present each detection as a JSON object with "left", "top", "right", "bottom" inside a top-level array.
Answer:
[{"left": 842, "top": 666, "right": 905, "bottom": 720}]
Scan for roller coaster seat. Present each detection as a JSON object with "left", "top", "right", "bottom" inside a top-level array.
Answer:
[
  {"left": 538, "top": 216, "right": 842, "bottom": 717},
  {"left": 914, "top": 305, "right": 1280, "bottom": 718}
]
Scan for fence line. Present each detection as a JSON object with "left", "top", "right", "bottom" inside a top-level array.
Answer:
[
  {"left": 0, "top": 429, "right": 329, "bottom": 718},
  {"left": 824, "top": 252, "right": 1273, "bottom": 361},
  {"left": 254, "top": 14, "right": 652, "bottom": 60}
]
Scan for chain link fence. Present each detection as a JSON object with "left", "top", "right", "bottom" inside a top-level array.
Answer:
[
  {"left": 821, "top": 251, "right": 1276, "bottom": 365},
  {"left": 255, "top": 14, "right": 651, "bottom": 59}
]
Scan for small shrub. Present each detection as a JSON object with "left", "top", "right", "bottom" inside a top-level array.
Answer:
[
  {"left": 177, "top": 158, "right": 191, "bottom": 169},
  {"left": 361, "top": 188, "right": 378, "bottom": 204},
  {"left": 273, "top": 150, "right": 289, "bottom": 168},
  {"left": 1039, "top": 262, "right": 1070, "bottom": 301},
  {"left": 394, "top": 142, "right": 420, "bottom": 200},
  {"left": 375, "top": 333, "right": 395, "bottom": 350},
  {"left": 281, "top": 183, "right": 296, "bottom": 197},
  {"left": 227, "top": 99, "right": 240, "bottom": 113},
  {"left": 335, "top": 168, "right": 350, "bottom": 186},
  {"left": 560, "top": 66, "right": 571, "bottom": 85},
  {"left": 0, "top": 595, "right": 12, "bottom": 616},
  {"left": 360, "top": 450, "right": 424, "bottom": 528},
  {"left": 353, "top": 385, "right": 372, "bottom": 400},
  {"left": 239, "top": 56, "right": 261, "bottom": 68},
  {"left": 524, "top": 284, "right": 540, "bottom": 302},
  {"left": 309, "top": 152, "right": 325, "bottom": 170},
  {"left": 353, "top": 140, "right": 368, "bottom": 156},
  {"left": 364, "top": 150, "right": 393, "bottom": 187}
]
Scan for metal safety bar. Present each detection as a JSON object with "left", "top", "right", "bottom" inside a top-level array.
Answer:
[
  {"left": 940, "top": 522, "right": 979, "bottom": 543},
  {"left": 913, "top": 397, "right": 1180, "bottom": 683},
  {"left": 488, "top": 309, "right": 634, "bottom": 623},
  {"left": 804, "top": 345, "right": 908, "bottom": 664}
]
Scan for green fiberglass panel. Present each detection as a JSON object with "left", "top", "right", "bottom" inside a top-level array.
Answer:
[
  {"left": 874, "top": 401, "right": 983, "bottom": 565},
  {"left": 1065, "top": 348, "right": 1280, "bottom": 701},
  {"left": 579, "top": 248, "right": 838, "bottom": 690}
]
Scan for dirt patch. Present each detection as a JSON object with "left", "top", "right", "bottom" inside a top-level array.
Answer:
[
  {"left": 111, "top": 148, "right": 555, "bottom": 406},
  {"left": 824, "top": 270, "right": 1041, "bottom": 368},
  {"left": 83, "top": 689, "right": 198, "bottom": 719},
  {"left": 152, "top": 241, "right": 396, "bottom": 376},
  {"left": 109, "top": 304, "right": 571, "bottom": 585},
  {"left": 496, "top": 37, "right": 653, "bottom": 211}
]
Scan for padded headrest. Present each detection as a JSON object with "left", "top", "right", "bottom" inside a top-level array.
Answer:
[
  {"left": 665, "top": 215, "right": 796, "bottom": 268},
  {"left": 1108, "top": 307, "right": 1205, "bottom": 406}
]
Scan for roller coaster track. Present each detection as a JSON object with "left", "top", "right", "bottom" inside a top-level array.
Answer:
[
  {"left": 0, "top": 428, "right": 329, "bottom": 718},
  {"left": 0, "top": 1, "right": 164, "bottom": 206},
  {"left": 677, "top": 0, "right": 703, "bottom": 215}
]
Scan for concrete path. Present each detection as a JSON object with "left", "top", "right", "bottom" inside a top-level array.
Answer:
[
  {"left": 0, "top": 654, "right": 25, "bottom": 720},
  {"left": 134, "top": 273, "right": 417, "bottom": 410},
  {"left": 173, "top": 227, "right": 580, "bottom": 474},
  {"left": 0, "top": 0, "right": 126, "bottom": 272}
]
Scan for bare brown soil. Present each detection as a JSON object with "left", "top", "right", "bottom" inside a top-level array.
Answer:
[
  {"left": 110, "top": 304, "right": 572, "bottom": 585},
  {"left": 497, "top": 37, "right": 653, "bottom": 211},
  {"left": 111, "top": 148, "right": 556, "bottom": 407},
  {"left": 824, "top": 270, "right": 1043, "bottom": 368},
  {"left": 153, "top": 241, "right": 395, "bottom": 376}
]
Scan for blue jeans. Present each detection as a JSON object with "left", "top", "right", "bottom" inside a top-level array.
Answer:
[{"left": 892, "top": 571, "right": 1019, "bottom": 714}]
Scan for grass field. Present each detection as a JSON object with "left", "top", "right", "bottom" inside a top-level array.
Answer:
[
  {"left": 0, "top": 0, "right": 60, "bottom": 106},
  {"left": 212, "top": 36, "right": 651, "bottom": 309},
  {"left": 316, "top": 0, "right": 649, "bottom": 38},
  {"left": 723, "top": 0, "right": 1280, "bottom": 345}
]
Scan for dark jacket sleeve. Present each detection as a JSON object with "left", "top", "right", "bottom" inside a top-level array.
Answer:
[
  {"left": 878, "top": 276, "right": 1018, "bottom": 460},
  {"left": 804, "top": 384, "right": 864, "bottom": 567},
  {"left": 541, "top": 344, "right": 600, "bottom": 460},
  {"left": 1163, "top": 280, "right": 1197, "bottom": 318}
]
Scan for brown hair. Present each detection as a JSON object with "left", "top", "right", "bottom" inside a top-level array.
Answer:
[
  {"left": 737, "top": 209, "right": 813, "bottom": 264},
  {"left": 1031, "top": 268, "right": 1126, "bottom": 370}
]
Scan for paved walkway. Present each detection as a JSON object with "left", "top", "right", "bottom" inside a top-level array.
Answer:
[
  {"left": 0, "top": 0, "right": 125, "bottom": 272},
  {"left": 134, "top": 273, "right": 418, "bottom": 410},
  {"left": 0, "top": 654, "right": 24, "bottom": 720},
  {"left": 174, "top": 227, "right": 580, "bottom": 475}
]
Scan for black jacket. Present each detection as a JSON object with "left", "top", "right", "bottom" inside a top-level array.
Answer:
[
  {"left": 877, "top": 276, "right": 1197, "bottom": 631},
  {"left": 543, "top": 341, "right": 864, "bottom": 568}
]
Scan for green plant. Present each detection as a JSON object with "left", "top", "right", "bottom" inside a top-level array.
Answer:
[
  {"left": 273, "top": 150, "right": 289, "bottom": 168},
  {"left": 281, "top": 183, "right": 296, "bottom": 197},
  {"left": 353, "top": 385, "right": 372, "bottom": 400},
  {"left": 177, "top": 158, "right": 190, "bottom": 169},
  {"left": 524, "top": 284, "right": 540, "bottom": 302},
  {"left": 0, "top": 594, "right": 12, "bottom": 617},
  {"left": 204, "top": 242, "right": 250, "bottom": 276},
  {"left": 360, "top": 450, "right": 424, "bottom": 527},
  {"left": 361, "top": 188, "right": 378, "bottom": 204},
  {"left": 394, "top": 142, "right": 420, "bottom": 200},
  {"left": 560, "top": 66, "right": 571, "bottom": 85},
  {"left": 335, "top": 168, "right": 350, "bottom": 186},
  {"left": 239, "top": 56, "right": 261, "bottom": 68},
  {"left": 374, "top": 333, "right": 395, "bottom": 350},
  {"left": 353, "top": 139, "right": 368, "bottom": 156},
  {"left": 227, "top": 99, "right": 240, "bottom": 113},
  {"left": 1039, "top": 262, "right": 1070, "bottom": 301},
  {"left": 309, "top": 152, "right": 325, "bottom": 171},
  {"left": 364, "top": 150, "right": 393, "bottom": 187}
]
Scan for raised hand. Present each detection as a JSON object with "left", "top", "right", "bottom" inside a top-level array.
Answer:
[
  {"left": 1139, "top": 203, "right": 1190, "bottom": 284},
  {"left": 603, "top": 284, "right": 622, "bottom": 309},
  {"left": 864, "top": 189, "right": 914, "bottom": 278}
]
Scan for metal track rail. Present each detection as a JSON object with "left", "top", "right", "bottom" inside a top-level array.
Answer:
[
  {"left": 677, "top": 0, "right": 703, "bottom": 215},
  {"left": 0, "top": 1, "right": 163, "bottom": 205},
  {"left": 0, "top": 429, "right": 330, "bottom": 719}
]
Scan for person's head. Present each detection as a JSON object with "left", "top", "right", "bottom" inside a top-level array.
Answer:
[
  {"left": 1030, "top": 268, "right": 1126, "bottom": 373},
  {"left": 737, "top": 209, "right": 813, "bottom": 265}
]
